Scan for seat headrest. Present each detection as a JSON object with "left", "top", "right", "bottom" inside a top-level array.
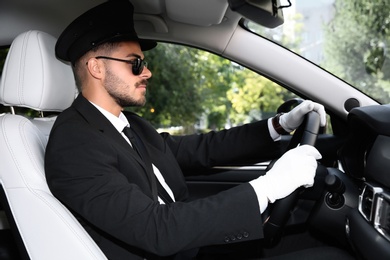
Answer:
[{"left": 0, "top": 30, "right": 76, "bottom": 112}]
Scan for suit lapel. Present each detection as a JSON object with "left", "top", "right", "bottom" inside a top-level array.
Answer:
[{"left": 72, "top": 94, "right": 158, "bottom": 201}]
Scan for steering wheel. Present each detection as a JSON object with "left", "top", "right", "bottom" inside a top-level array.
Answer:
[{"left": 262, "top": 110, "right": 321, "bottom": 246}]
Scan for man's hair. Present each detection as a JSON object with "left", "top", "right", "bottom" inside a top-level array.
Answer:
[{"left": 72, "top": 41, "right": 121, "bottom": 92}]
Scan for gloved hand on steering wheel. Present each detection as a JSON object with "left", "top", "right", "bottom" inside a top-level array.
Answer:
[
  {"left": 251, "top": 145, "right": 321, "bottom": 203},
  {"left": 278, "top": 100, "right": 326, "bottom": 133}
]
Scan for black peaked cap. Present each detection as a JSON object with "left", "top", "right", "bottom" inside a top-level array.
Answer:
[{"left": 55, "top": 0, "right": 157, "bottom": 63}]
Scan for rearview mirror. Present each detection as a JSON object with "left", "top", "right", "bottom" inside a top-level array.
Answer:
[{"left": 228, "top": 0, "right": 285, "bottom": 28}]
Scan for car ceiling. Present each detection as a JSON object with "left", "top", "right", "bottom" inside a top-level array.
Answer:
[{"left": 0, "top": 0, "right": 237, "bottom": 47}]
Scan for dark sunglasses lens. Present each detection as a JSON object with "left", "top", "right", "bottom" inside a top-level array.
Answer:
[{"left": 132, "top": 59, "right": 145, "bottom": 75}]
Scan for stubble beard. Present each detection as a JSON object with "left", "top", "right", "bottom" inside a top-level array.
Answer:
[{"left": 104, "top": 67, "right": 147, "bottom": 108}]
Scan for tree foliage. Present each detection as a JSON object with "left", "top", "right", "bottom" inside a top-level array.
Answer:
[
  {"left": 227, "top": 70, "right": 295, "bottom": 125},
  {"left": 130, "top": 43, "right": 294, "bottom": 131},
  {"left": 0, "top": 41, "right": 295, "bottom": 132},
  {"left": 323, "top": 0, "right": 390, "bottom": 103},
  {"left": 128, "top": 44, "right": 203, "bottom": 129}
]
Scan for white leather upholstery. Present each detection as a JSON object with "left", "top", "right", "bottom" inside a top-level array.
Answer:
[
  {"left": 0, "top": 30, "right": 107, "bottom": 260},
  {"left": 0, "top": 30, "right": 76, "bottom": 111}
]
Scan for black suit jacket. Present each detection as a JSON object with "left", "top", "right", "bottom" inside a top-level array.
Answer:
[{"left": 45, "top": 94, "right": 281, "bottom": 259}]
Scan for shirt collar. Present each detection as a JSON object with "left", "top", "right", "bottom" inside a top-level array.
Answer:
[{"left": 89, "top": 101, "right": 129, "bottom": 132}]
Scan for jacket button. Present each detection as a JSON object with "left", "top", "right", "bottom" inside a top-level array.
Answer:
[
  {"left": 237, "top": 233, "right": 243, "bottom": 240},
  {"left": 224, "top": 236, "right": 230, "bottom": 243},
  {"left": 243, "top": 232, "right": 249, "bottom": 238}
]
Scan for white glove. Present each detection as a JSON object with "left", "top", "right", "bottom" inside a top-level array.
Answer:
[
  {"left": 251, "top": 145, "right": 321, "bottom": 203},
  {"left": 279, "top": 100, "right": 326, "bottom": 132}
]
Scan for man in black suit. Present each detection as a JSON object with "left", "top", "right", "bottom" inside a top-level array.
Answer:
[{"left": 45, "top": 1, "right": 335, "bottom": 259}]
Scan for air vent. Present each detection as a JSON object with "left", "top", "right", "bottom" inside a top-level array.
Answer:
[
  {"left": 359, "top": 183, "right": 383, "bottom": 221},
  {"left": 374, "top": 193, "right": 390, "bottom": 241}
]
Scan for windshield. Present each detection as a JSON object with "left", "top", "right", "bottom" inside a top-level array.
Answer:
[{"left": 245, "top": 0, "right": 390, "bottom": 104}]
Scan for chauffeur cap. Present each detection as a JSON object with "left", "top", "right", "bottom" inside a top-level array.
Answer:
[{"left": 55, "top": 0, "right": 157, "bottom": 64}]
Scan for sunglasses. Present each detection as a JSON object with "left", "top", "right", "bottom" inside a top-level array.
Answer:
[{"left": 95, "top": 56, "right": 148, "bottom": 75}]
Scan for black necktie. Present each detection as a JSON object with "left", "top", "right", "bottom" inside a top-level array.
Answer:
[
  {"left": 123, "top": 126, "right": 174, "bottom": 204},
  {"left": 123, "top": 127, "right": 144, "bottom": 159}
]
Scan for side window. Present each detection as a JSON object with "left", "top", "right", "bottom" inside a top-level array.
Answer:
[
  {"left": 128, "top": 43, "right": 299, "bottom": 134},
  {"left": 0, "top": 44, "right": 331, "bottom": 134}
]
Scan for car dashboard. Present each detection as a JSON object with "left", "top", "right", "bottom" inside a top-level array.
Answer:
[{"left": 339, "top": 104, "right": 390, "bottom": 259}]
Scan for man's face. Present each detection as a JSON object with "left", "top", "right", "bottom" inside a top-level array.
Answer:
[{"left": 102, "top": 41, "right": 152, "bottom": 107}]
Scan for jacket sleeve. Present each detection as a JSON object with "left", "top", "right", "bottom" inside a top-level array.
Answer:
[{"left": 160, "top": 119, "right": 282, "bottom": 171}]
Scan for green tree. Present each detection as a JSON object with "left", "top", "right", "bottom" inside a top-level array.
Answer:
[
  {"left": 323, "top": 0, "right": 390, "bottom": 103},
  {"left": 131, "top": 43, "right": 297, "bottom": 131},
  {"left": 129, "top": 44, "right": 203, "bottom": 130},
  {"left": 131, "top": 41, "right": 299, "bottom": 131},
  {"left": 227, "top": 70, "right": 295, "bottom": 125},
  {"left": 194, "top": 52, "right": 240, "bottom": 130}
]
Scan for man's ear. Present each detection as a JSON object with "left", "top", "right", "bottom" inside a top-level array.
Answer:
[{"left": 86, "top": 58, "right": 104, "bottom": 79}]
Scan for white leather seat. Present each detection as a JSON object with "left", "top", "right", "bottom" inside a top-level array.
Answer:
[{"left": 0, "top": 30, "right": 107, "bottom": 260}]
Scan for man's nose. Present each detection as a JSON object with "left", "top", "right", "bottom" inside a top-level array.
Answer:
[{"left": 142, "top": 66, "right": 152, "bottom": 78}]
